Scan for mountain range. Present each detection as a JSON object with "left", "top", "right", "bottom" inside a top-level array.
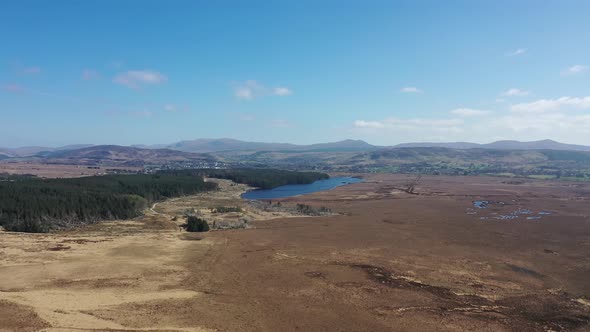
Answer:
[
  {"left": 1, "top": 139, "right": 590, "bottom": 158},
  {"left": 394, "top": 139, "right": 590, "bottom": 152}
]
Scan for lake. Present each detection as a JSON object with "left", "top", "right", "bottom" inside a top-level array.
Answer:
[{"left": 241, "top": 176, "right": 363, "bottom": 200}]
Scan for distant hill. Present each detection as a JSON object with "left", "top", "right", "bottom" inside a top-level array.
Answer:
[
  {"left": 0, "top": 144, "right": 95, "bottom": 157},
  {"left": 394, "top": 142, "right": 482, "bottom": 149},
  {"left": 483, "top": 139, "right": 590, "bottom": 151},
  {"left": 157, "top": 138, "right": 590, "bottom": 153},
  {"left": 37, "top": 145, "right": 216, "bottom": 167},
  {"left": 148, "top": 138, "right": 379, "bottom": 153},
  {"left": 164, "top": 138, "right": 297, "bottom": 153},
  {"left": 0, "top": 146, "right": 52, "bottom": 157},
  {"left": 3, "top": 139, "right": 590, "bottom": 159},
  {"left": 394, "top": 139, "right": 590, "bottom": 152},
  {"left": 304, "top": 139, "right": 377, "bottom": 151}
]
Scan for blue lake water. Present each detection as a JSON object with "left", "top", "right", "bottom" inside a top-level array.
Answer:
[{"left": 241, "top": 177, "right": 363, "bottom": 200}]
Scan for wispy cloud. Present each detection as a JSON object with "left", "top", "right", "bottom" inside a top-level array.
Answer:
[
  {"left": 113, "top": 70, "right": 168, "bottom": 89},
  {"left": 234, "top": 80, "right": 293, "bottom": 100},
  {"left": 273, "top": 87, "right": 292, "bottom": 96},
  {"left": 23, "top": 66, "right": 41, "bottom": 74},
  {"left": 561, "top": 65, "right": 588, "bottom": 76},
  {"left": 1, "top": 83, "right": 26, "bottom": 93},
  {"left": 450, "top": 108, "right": 491, "bottom": 117},
  {"left": 354, "top": 120, "right": 385, "bottom": 129},
  {"left": 2, "top": 83, "right": 84, "bottom": 103},
  {"left": 352, "top": 93, "right": 590, "bottom": 143},
  {"left": 130, "top": 110, "right": 153, "bottom": 118},
  {"left": 501, "top": 88, "right": 530, "bottom": 97},
  {"left": 164, "top": 104, "right": 190, "bottom": 113},
  {"left": 354, "top": 118, "right": 463, "bottom": 130},
  {"left": 8, "top": 62, "right": 42, "bottom": 75},
  {"left": 269, "top": 119, "right": 292, "bottom": 128},
  {"left": 400, "top": 87, "right": 423, "bottom": 93},
  {"left": 506, "top": 48, "right": 527, "bottom": 56},
  {"left": 488, "top": 112, "right": 590, "bottom": 138},
  {"left": 511, "top": 96, "right": 590, "bottom": 113},
  {"left": 107, "top": 60, "right": 125, "bottom": 69},
  {"left": 105, "top": 109, "right": 154, "bottom": 118},
  {"left": 82, "top": 69, "right": 100, "bottom": 80}
]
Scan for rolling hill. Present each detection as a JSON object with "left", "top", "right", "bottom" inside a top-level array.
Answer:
[
  {"left": 4, "top": 139, "right": 590, "bottom": 157},
  {"left": 159, "top": 138, "right": 378, "bottom": 153},
  {"left": 394, "top": 139, "right": 590, "bottom": 152},
  {"left": 0, "top": 144, "right": 95, "bottom": 157},
  {"left": 36, "top": 145, "right": 217, "bottom": 167}
]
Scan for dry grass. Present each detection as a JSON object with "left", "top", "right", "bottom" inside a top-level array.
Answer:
[
  {"left": 0, "top": 162, "right": 140, "bottom": 178},
  {"left": 1, "top": 174, "right": 590, "bottom": 331}
]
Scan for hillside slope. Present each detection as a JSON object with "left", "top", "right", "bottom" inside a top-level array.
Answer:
[{"left": 38, "top": 145, "right": 216, "bottom": 167}]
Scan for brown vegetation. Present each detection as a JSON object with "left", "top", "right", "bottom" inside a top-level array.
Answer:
[{"left": 1, "top": 174, "right": 590, "bottom": 331}]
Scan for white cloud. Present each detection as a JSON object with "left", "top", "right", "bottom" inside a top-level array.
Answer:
[
  {"left": 354, "top": 117, "right": 463, "bottom": 130},
  {"left": 274, "top": 87, "right": 292, "bottom": 96},
  {"left": 561, "top": 65, "right": 588, "bottom": 76},
  {"left": 352, "top": 117, "right": 466, "bottom": 143},
  {"left": 486, "top": 112, "right": 590, "bottom": 140},
  {"left": 501, "top": 88, "right": 530, "bottom": 97},
  {"left": 164, "top": 104, "right": 176, "bottom": 112},
  {"left": 450, "top": 108, "right": 491, "bottom": 117},
  {"left": 511, "top": 96, "right": 590, "bottom": 113},
  {"left": 113, "top": 70, "right": 168, "bottom": 89},
  {"left": 400, "top": 87, "right": 423, "bottom": 93},
  {"left": 351, "top": 98, "right": 590, "bottom": 144},
  {"left": 234, "top": 82, "right": 258, "bottom": 100},
  {"left": 234, "top": 80, "right": 293, "bottom": 100},
  {"left": 354, "top": 120, "right": 385, "bottom": 129},
  {"left": 82, "top": 69, "right": 100, "bottom": 80},
  {"left": 506, "top": 48, "right": 527, "bottom": 56}
]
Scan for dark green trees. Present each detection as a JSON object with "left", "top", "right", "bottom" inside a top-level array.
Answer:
[
  {"left": 0, "top": 174, "right": 218, "bottom": 232},
  {"left": 163, "top": 168, "right": 329, "bottom": 189},
  {"left": 0, "top": 168, "right": 328, "bottom": 233},
  {"left": 185, "top": 216, "right": 209, "bottom": 232}
]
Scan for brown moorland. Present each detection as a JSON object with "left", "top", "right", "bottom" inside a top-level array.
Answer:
[{"left": 1, "top": 174, "right": 590, "bottom": 331}]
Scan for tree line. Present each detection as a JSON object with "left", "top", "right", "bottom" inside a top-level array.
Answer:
[
  {"left": 163, "top": 168, "right": 329, "bottom": 189},
  {"left": 0, "top": 169, "right": 329, "bottom": 233},
  {"left": 0, "top": 174, "right": 217, "bottom": 232}
]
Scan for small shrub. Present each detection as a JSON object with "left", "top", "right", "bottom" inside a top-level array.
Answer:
[
  {"left": 185, "top": 216, "right": 209, "bottom": 232},
  {"left": 212, "top": 206, "right": 243, "bottom": 213}
]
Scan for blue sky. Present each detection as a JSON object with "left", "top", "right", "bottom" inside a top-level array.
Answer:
[{"left": 1, "top": 0, "right": 590, "bottom": 147}]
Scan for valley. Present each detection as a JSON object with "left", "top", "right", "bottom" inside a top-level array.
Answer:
[
  {"left": 2, "top": 174, "right": 590, "bottom": 331},
  {"left": 3, "top": 140, "right": 590, "bottom": 181},
  {"left": 4, "top": 2, "right": 589, "bottom": 331}
]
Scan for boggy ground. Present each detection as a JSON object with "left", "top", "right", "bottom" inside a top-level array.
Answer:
[{"left": 1, "top": 174, "right": 590, "bottom": 331}]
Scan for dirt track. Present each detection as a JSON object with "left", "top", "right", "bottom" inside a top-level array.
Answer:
[{"left": 1, "top": 174, "right": 590, "bottom": 331}]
